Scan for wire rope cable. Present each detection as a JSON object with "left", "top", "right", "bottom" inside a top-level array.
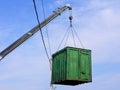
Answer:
[
  {"left": 57, "top": 9, "right": 84, "bottom": 50},
  {"left": 70, "top": 26, "right": 76, "bottom": 47},
  {"left": 32, "top": 0, "right": 51, "bottom": 65},
  {"left": 72, "top": 25, "right": 85, "bottom": 48},
  {"left": 32, "top": 0, "right": 53, "bottom": 90},
  {"left": 64, "top": 26, "right": 71, "bottom": 46},
  {"left": 41, "top": 0, "right": 52, "bottom": 57},
  {"left": 57, "top": 26, "right": 70, "bottom": 51},
  {"left": 39, "top": 1, "right": 53, "bottom": 89}
]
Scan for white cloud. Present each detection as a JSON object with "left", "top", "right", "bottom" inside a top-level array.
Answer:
[
  {"left": 70, "top": 0, "right": 120, "bottom": 64},
  {"left": 55, "top": 0, "right": 65, "bottom": 6},
  {"left": 92, "top": 73, "right": 120, "bottom": 90}
]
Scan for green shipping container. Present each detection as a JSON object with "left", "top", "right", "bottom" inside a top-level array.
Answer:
[{"left": 51, "top": 47, "right": 92, "bottom": 85}]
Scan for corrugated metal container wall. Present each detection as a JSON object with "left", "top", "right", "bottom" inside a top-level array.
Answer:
[{"left": 51, "top": 47, "right": 92, "bottom": 85}]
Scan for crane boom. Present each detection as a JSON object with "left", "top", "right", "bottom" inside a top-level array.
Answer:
[{"left": 0, "top": 4, "right": 72, "bottom": 60}]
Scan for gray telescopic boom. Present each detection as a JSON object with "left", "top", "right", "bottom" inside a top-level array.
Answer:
[{"left": 0, "top": 4, "right": 72, "bottom": 60}]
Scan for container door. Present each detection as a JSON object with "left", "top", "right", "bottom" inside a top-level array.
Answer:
[
  {"left": 59, "top": 51, "right": 67, "bottom": 81},
  {"left": 52, "top": 55, "right": 58, "bottom": 83},
  {"left": 79, "top": 50, "right": 91, "bottom": 81},
  {"left": 52, "top": 50, "right": 67, "bottom": 84},
  {"left": 56, "top": 55, "right": 60, "bottom": 82},
  {"left": 67, "top": 48, "right": 79, "bottom": 80},
  {"left": 52, "top": 58, "right": 55, "bottom": 83}
]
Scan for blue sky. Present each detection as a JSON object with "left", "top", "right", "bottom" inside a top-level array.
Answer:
[{"left": 0, "top": 0, "right": 120, "bottom": 90}]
